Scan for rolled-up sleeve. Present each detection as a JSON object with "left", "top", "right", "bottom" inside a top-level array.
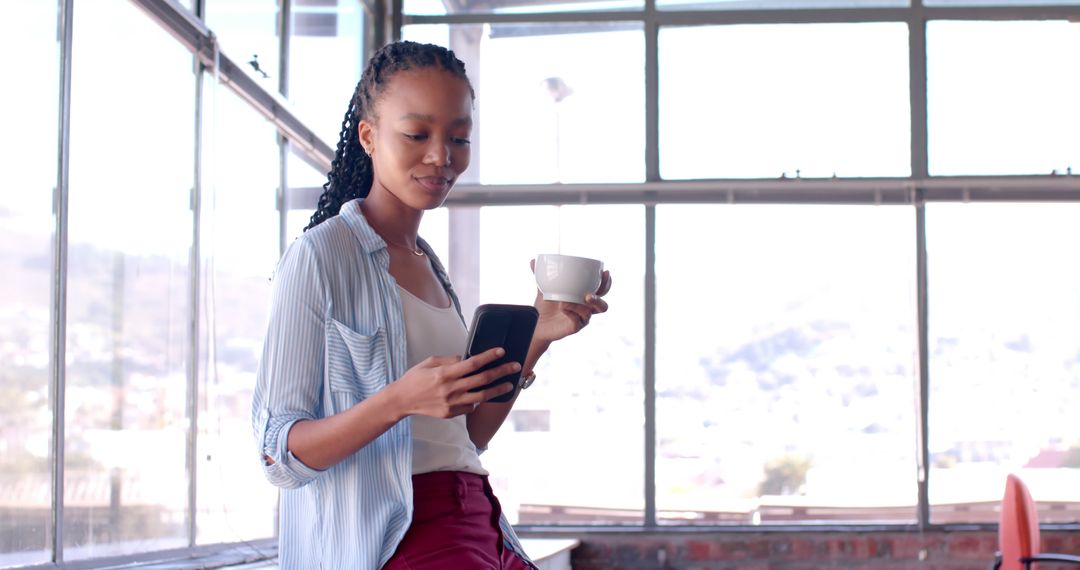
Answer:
[{"left": 252, "top": 237, "right": 327, "bottom": 489}]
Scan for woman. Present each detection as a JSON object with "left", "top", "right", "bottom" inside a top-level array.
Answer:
[{"left": 252, "top": 40, "right": 611, "bottom": 569}]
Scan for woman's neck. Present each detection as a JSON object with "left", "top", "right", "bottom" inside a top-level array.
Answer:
[{"left": 360, "top": 187, "right": 423, "bottom": 246}]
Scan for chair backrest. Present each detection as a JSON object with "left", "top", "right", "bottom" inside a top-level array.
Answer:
[{"left": 999, "top": 473, "right": 1041, "bottom": 570}]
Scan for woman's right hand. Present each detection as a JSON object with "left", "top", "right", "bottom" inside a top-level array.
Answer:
[{"left": 389, "top": 347, "right": 519, "bottom": 419}]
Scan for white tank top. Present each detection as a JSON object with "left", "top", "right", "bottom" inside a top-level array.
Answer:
[{"left": 397, "top": 285, "right": 488, "bottom": 476}]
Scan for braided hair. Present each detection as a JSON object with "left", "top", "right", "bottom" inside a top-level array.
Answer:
[{"left": 305, "top": 41, "right": 475, "bottom": 231}]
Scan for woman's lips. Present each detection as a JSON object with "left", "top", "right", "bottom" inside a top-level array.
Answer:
[{"left": 415, "top": 176, "right": 451, "bottom": 193}]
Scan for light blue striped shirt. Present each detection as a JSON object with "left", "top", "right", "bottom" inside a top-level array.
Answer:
[{"left": 252, "top": 199, "right": 534, "bottom": 569}]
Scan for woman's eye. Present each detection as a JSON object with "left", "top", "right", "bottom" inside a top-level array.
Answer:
[
  {"left": 452, "top": 137, "right": 471, "bottom": 146},
  {"left": 404, "top": 133, "right": 427, "bottom": 141}
]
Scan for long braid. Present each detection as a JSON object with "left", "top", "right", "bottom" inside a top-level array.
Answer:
[{"left": 305, "top": 41, "right": 475, "bottom": 231}]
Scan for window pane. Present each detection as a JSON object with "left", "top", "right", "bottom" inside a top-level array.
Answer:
[
  {"left": 927, "top": 21, "right": 1080, "bottom": 176},
  {"left": 0, "top": 1, "right": 58, "bottom": 566},
  {"left": 403, "top": 23, "right": 645, "bottom": 184},
  {"left": 195, "top": 84, "right": 280, "bottom": 544},
  {"left": 204, "top": 0, "right": 280, "bottom": 86},
  {"left": 420, "top": 207, "right": 451, "bottom": 265},
  {"left": 656, "top": 205, "right": 918, "bottom": 524},
  {"left": 927, "top": 204, "right": 1080, "bottom": 524},
  {"left": 64, "top": 1, "right": 194, "bottom": 559},
  {"left": 660, "top": 24, "right": 910, "bottom": 179},
  {"left": 285, "top": 148, "right": 329, "bottom": 244},
  {"left": 404, "top": 0, "right": 642, "bottom": 17},
  {"left": 658, "top": 0, "right": 906, "bottom": 11},
  {"left": 288, "top": 0, "right": 365, "bottom": 146},
  {"left": 477, "top": 205, "right": 645, "bottom": 524}
]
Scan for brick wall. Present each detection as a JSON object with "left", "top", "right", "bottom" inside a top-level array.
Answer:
[{"left": 558, "top": 529, "right": 1080, "bottom": 570}]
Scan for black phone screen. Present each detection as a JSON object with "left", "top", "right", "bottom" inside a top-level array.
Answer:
[{"left": 464, "top": 304, "right": 539, "bottom": 403}]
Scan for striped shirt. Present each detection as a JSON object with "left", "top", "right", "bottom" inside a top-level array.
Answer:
[{"left": 251, "top": 199, "right": 535, "bottom": 569}]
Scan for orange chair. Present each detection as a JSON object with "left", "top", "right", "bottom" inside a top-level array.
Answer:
[{"left": 992, "top": 473, "right": 1080, "bottom": 570}]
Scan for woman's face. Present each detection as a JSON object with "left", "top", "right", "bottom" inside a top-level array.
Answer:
[{"left": 359, "top": 67, "right": 473, "bottom": 211}]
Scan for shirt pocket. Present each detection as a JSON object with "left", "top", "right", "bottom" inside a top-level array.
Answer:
[{"left": 326, "top": 318, "right": 390, "bottom": 401}]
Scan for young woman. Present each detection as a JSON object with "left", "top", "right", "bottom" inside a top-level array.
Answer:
[{"left": 252, "top": 41, "right": 612, "bottom": 569}]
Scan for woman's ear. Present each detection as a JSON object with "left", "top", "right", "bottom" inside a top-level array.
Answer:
[{"left": 358, "top": 119, "right": 375, "bottom": 157}]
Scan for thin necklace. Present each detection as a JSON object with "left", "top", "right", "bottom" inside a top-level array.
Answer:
[{"left": 386, "top": 239, "right": 425, "bottom": 257}]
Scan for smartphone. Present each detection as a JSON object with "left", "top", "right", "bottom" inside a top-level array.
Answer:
[{"left": 464, "top": 303, "right": 539, "bottom": 403}]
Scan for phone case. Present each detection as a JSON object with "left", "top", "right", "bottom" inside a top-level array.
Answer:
[{"left": 464, "top": 303, "right": 539, "bottom": 403}]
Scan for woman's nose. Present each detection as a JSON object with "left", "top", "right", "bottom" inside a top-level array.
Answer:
[{"left": 424, "top": 140, "right": 451, "bottom": 166}]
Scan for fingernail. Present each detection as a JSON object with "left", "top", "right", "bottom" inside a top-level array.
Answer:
[
  {"left": 513, "top": 363, "right": 522, "bottom": 371},
  {"left": 496, "top": 348, "right": 506, "bottom": 356}
]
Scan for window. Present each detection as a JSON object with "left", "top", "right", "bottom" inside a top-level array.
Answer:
[
  {"left": 659, "top": 23, "right": 911, "bottom": 180},
  {"left": 474, "top": 205, "right": 646, "bottom": 524},
  {"left": 927, "top": 203, "right": 1080, "bottom": 524},
  {"left": 0, "top": 1, "right": 59, "bottom": 566},
  {"left": 64, "top": 0, "right": 196, "bottom": 559},
  {"left": 288, "top": 0, "right": 366, "bottom": 146},
  {"left": 10, "top": 1, "right": 1080, "bottom": 567},
  {"left": 194, "top": 84, "right": 281, "bottom": 545},
  {"left": 927, "top": 21, "right": 1080, "bottom": 176},
  {"left": 402, "top": 23, "right": 646, "bottom": 184},
  {"left": 204, "top": 0, "right": 282, "bottom": 86},
  {"left": 655, "top": 205, "right": 919, "bottom": 524}
]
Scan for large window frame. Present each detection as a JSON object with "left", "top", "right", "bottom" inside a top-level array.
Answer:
[
  {"left": 18, "top": 0, "right": 1080, "bottom": 567},
  {"left": 395, "top": 0, "right": 1080, "bottom": 533},
  {"left": 26, "top": 0, "right": 359, "bottom": 567}
]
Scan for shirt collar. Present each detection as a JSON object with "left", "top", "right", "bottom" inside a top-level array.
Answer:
[
  {"left": 337, "top": 198, "right": 446, "bottom": 280},
  {"left": 338, "top": 198, "right": 388, "bottom": 255}
]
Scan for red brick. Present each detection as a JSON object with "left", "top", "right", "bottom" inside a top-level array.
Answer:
[
  {"left": 683, "top": 539, "right": 717, "bottom": 561},
  {"left": 946, "top": 533, "right": 997, "bottom": 559}
]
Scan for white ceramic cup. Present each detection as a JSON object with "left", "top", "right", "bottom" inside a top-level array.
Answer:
[{"left": 534, "top": 253, "right": 604, "bottom": 303}]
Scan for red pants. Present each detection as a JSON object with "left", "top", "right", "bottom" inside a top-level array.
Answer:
[{"left": 382, "top": 471, "right": 533, "bottom": 570}]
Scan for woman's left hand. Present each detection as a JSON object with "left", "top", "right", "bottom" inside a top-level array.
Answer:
[{"left": 529, "top": 259, "right": 612, "bottom": 345}]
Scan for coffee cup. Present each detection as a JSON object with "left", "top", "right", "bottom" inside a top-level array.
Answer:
[{"left": 534, "top": 253, "right": 604, "bottom": 304}]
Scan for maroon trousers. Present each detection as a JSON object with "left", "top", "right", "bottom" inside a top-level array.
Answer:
[{"left": 382, "top": 471, "right": 533, "bottom": 570}]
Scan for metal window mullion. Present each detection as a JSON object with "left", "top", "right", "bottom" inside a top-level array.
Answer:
[
  {"left": 643, "top": 0, "right": 659, "bottom": 530},
  {"left": 187, "top": 58, "right": 205, "bottom": 551},
  {"left": 915, "top": 191, "right": 931, "bottom": 529},
  {"left": 371, "top": 0, "right": 386, "bottom": 54},
  {"left": 910, "top": 0, "right": 931, "bottom": 531},
  {"left": 187, "top": 0, "right": 208, "bottom": 551},
  {"left": 279, "top": 0, "right": 292, "bottom": 255},
  {"left": 644, "top": 205, "right": 657, "bottom": 528},
  {"left": 909, "top": 6, "right": 928, "bottom": 180},
  {"left": 50, "top": 0, "right": 75, "bottom": 562},
  {"left": 403, "top": 4, "right": 1080, "bottom": 26},
  {"left": 391, "top": 0, "right": 404, "bottom": 42}
]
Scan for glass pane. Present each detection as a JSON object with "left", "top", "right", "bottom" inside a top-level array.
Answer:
[
  {"left": 0, "top": 1, "right": 58, "bottom": 566},
  {"left": 288, "top": 0, "right": 365, "bottom": 146},
  {"left": 403, "top": 23, "right": 645, "bottom": 184},
  {"left": 656, "top": 205, "right": 918, "bottom": 524},
  {"left": 64, "top": 0, "right": 194, "bottom": 559},
  {"left": 204, "top": 0, "right": 280, "bottom": 86},
  {"left": 285, "top": 148, "right": 329, "bottom": 244},
  {"left": 195, "top": 83, "right": 280, "bottom": 544},
  {"left": 477, "top": 205, "right": 645, "bottom": 524},
  {"left": 420, "top": 207, "right": 450, "bottom": 265},
  {"left": 927, "top": 21, "right": 1080, "bottom": 176},
  {"left": 927, "top": 204, "right": 1080, "bottom": 524},
  {"left": 658, "top": 0, "right": 906, "bottom": 11},
  {"left": 404, "top": 0, "right": 642, "bottom": 17},
  {"left": 660, "top": 23, "right": 910, "bottom": 179}
]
